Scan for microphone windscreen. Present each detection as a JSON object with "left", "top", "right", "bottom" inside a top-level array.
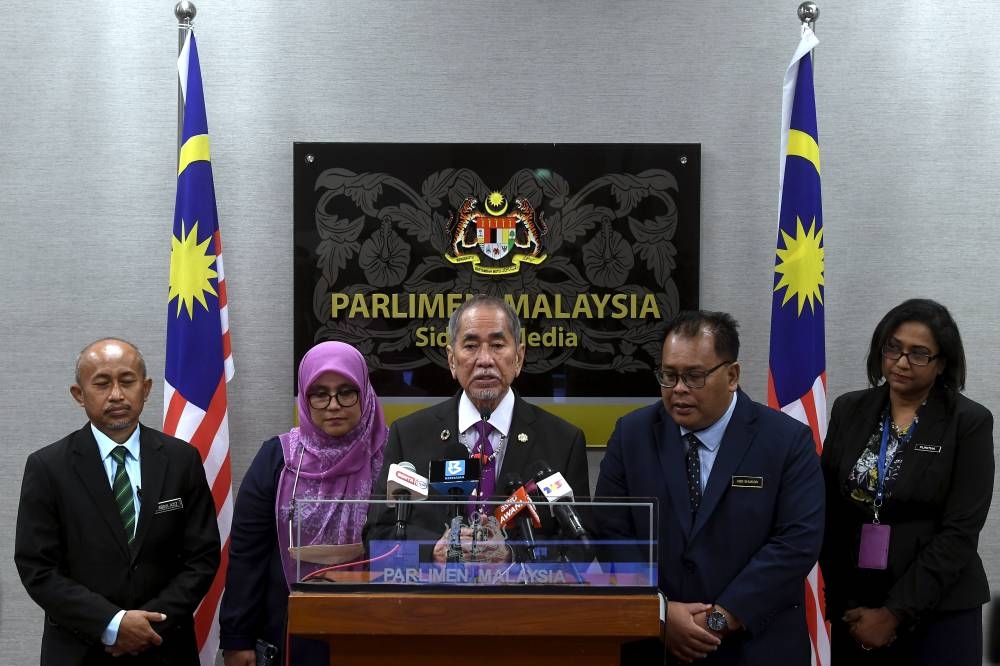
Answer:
[
  {"left": 501, "top": 472, "right": 524, "bottom": 496},
  {"left": 529, "top": 459, "right": 555, "bottom": 482}
]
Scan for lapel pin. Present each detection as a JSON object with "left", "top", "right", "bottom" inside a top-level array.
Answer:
[
  {"left": 440, "top": 429, "right": 450, "bottom": 441},
  {"left": 517, "top": 432, "right": 528, "bottom": 443}
]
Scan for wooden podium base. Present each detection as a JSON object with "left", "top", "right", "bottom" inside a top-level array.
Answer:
[{"left": 288, "top": 590, "right": 661, "bottom": 666}]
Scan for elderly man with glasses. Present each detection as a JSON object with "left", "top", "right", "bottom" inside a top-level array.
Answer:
[{"left": 596, "top": 310, "right": 824, "bottom": 666}]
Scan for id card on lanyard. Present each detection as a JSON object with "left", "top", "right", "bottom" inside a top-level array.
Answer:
[{"left": 858, "top": 413, "right": 905, "bottom": 570}]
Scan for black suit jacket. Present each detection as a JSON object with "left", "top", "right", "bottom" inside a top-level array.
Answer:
[
  {"left": 820, "top": 385, "right": 993, "bottom": 625},
  {"left": 366, "top": 392, "right": 589, "bottom": 545},
  {"left": 15, "top": 423, "right": 221, "bottom": 666}
]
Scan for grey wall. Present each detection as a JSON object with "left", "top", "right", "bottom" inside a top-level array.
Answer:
[{"left": 2, "top": 1, "right": 997, "bottom": 662}]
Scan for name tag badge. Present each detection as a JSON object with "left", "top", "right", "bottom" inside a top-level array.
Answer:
[
  {"left": 858, "top": 522, "right": 891, "bottom": 569},
  {"left": 913, "top": 444, "right": 942, "bottom": 454},
  {"left": 155, "top": 498, "right": 184, "bottom": 514},
  {"left": 731, "top": 476, "right": 764, "bottom": 489}
]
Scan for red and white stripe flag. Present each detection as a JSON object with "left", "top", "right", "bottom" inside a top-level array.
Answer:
[
  {"left": 165, "top": 30, "right": 234, "bottom": 666},
  {"left": 767, "top": 24, "right": 830, "bottom": 666}
]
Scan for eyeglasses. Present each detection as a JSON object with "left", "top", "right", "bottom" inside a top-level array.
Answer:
[
  {"left": 881, "top": 342, "right": 938, "bottom": 367},
  {"left": 654, "top": 360, "right": 733, "bottom": 389},
  {"left": 307, "top": 388, "right": 360, "bottom": 409}
]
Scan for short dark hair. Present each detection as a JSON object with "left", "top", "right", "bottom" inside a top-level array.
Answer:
[
  {"left": 447, "top": 294, "right": 522, "bottom": 344},
  {"left": 866, "top": 299, "right": 966, "bottom": 392},
  {"left": 662, "top": 310, "right": 740, "bottom": 361}
]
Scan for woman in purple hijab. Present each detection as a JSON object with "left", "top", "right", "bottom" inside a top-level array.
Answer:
[{"left": 219, "top": 342, "right": 387, "bottom": 666}]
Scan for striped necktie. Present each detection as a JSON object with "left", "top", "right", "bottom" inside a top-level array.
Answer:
[{"left": 110, "top": 446, "right": 136, "bottom": 543}]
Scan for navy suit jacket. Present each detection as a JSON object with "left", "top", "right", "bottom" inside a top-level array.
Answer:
[
  {"left": 15, "top": 423, "right": 220, "bottom": 666},
  {"left": 595, "top": 390, "right": 824, "bottom": 665},
  {"left": 366, "top": 392, "right": 589, "bottom": 545}
]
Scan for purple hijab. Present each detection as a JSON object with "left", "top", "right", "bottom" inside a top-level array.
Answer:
[{"left": 275, "top": 341, "right": 387, "bottom": 585}]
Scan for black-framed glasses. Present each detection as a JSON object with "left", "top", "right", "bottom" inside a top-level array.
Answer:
[
  {"left": 654, "top": 361, "right": 733, "bottom": 389},
  {"left": 307, "top": 387, "right": 360, "bottom": 409},
  {"left": 881, "top": 342, "right": 938, "bottom": 367}
]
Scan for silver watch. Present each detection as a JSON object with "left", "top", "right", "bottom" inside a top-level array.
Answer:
[{"left": 707, "top": 606, "right": 728, "bottom": 632}]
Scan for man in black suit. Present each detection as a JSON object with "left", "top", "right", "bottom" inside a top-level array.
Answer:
[
  {"left": 15, "top": 338, "right": 220, "bottom": 666},
  {"left": 367, "top": 295, "right": 589, "bottom": 559}
]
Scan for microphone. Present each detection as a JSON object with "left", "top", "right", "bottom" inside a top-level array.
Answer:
[
  {"left": 429, "top": 445, "right": 482, "bottom": 564},
  {"left": 428, "top": 450, "right": 483, "bottom": 499},
  {"left": 386, "top": 462, "right": 429, "bottom": 540},
  {"left": 529, "top": 460, "right": 591, "bottom": 546},
  {"left": 494, "top": 473, "right": 541, "bottom": 563}
]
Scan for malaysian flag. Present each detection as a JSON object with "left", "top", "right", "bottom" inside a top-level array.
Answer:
[
  {"left": 766, "top": 24, "right": 830, "bottom": 666},
  {"left": 165, "top": 30, "right": 234, "bottom": 666}
]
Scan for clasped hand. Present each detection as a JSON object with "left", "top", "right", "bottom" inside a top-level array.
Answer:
[
  {"left": 105, "top": 610, "right": 166, "bottom": 657},
  {"left": 664, "top": 602, "right": 721, "bottom": 663},
  {"left": 432, "top": 524, "right": 511, "bottom": 564},
  {"left": 843, "top": 606, "right": 899, "bottom": 649}
]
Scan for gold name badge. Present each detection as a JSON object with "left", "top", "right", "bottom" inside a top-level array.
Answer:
[{"left": 731, "top": 476, "right": 764, "bottom": 489}]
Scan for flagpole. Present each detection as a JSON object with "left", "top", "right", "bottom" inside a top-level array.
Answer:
[
  {"left": 798, "top": 1, "right": 819, "bottom": 66},
  {"left": 175, "top": 1, "right": 196, "bottom": 155},
  {"left": 798, "top": 1, "right": 819, "bottom": 29}
]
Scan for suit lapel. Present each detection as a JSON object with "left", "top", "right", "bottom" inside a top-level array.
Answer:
[
  {"left": 653, "top": 406, "right": 696, "bottom": 537},
  {"left": 70, "top": 425, "right": 131, "bottom": 556},
  {"left": 498, "top": 395, "right": 537, "bottom": 482},
  {"left": 692, "top": 392, "right": 756, "bottom": 538},
  {"left": 432, "top": 395, "right": 463, "bottom": 456},
  {"left": 837, "top": 388, "right": 887, "bottom": 485},
  {"left": 132, "top": 426, "right": 166, "bottom": 557},
  {"left": 890, "top": 391, "right": 948, "bottom": 501}
]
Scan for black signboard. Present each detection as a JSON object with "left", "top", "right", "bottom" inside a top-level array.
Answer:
[{"left": 294, "top": 143, "right": 699, "bottom": 440}]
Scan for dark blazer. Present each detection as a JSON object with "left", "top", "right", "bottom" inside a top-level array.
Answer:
[
  {"left": 15, "top": 423, "right": 221, "bottom": 666},
  {"left": 820, "top": 385, "right": 993, "bottom": 625},
  {"left": 218, "top": 437, "right": 328, "bottom": 664},
  {"left": 366, "top": 391, "right": 589, "bottom": 545},
  {"left": 595, "top": 390, "right": 825, "bottom": 666}
]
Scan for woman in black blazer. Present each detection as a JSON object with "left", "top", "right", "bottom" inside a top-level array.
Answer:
[{"left": 820, "top": 299, "right": 994, "bottom": 664}]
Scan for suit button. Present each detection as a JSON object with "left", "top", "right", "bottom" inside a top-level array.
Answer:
[{"left": 682, "top": 559, "right": 696, "bottom": 573}]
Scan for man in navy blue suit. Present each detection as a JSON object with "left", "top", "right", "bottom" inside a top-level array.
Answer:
[{"left": 596, "top": 311, "right": 824, "bottom": 665}]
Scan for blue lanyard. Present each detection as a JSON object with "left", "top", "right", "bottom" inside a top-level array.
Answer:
[
  {"left": 874, "top": 412, "right": 917, "bottom": 521},
  {"left": 874, "top": 414, "right": 891, "bottom": 510}
]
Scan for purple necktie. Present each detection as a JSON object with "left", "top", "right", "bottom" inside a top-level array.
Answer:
[{"left": 474, "top": 420, "right": 496, "bottom": 499}]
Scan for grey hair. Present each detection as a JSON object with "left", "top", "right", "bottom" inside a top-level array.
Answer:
[{"left": 447, "top": 294, "right": 522, "bottom": 344}]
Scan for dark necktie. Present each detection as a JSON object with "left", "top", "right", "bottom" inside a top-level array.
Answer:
[
  {"left": 684, "top": 434, "right": 702, "bottom": 516},
  {"left": 111, "top": 446, "right": 136, "bottom": 543},
  {"left": 473, "top": 420, "right": 496, "bottom": 499}
]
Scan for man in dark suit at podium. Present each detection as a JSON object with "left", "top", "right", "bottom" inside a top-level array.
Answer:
[
  {"left": 367, "top": 294, "right": 589, "bottom": 555},
  {"left": 15, "top": 338, "right": 220, "bottom": 666},
  {"left": 596, "top": 311, "right": 824, "bottom": 665}
]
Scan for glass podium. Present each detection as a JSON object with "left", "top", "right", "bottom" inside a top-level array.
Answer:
[{"left": 285, "top": 497, "right": 661, "bottom": 665}]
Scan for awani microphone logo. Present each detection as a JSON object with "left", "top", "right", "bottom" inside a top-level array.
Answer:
[
  {"left": 494, "top": 488, "right": 541, "bottom": 528},
  {"left": 495, "top": 497, "right": 522, "bottom": 526},
  {"left": 445, "top": 460, "right": 466, "bottom": 478}
]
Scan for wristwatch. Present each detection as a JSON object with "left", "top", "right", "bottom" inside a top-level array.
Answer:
[{"left": 706, "top": 606, "right": 729, "bottom": 633}]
